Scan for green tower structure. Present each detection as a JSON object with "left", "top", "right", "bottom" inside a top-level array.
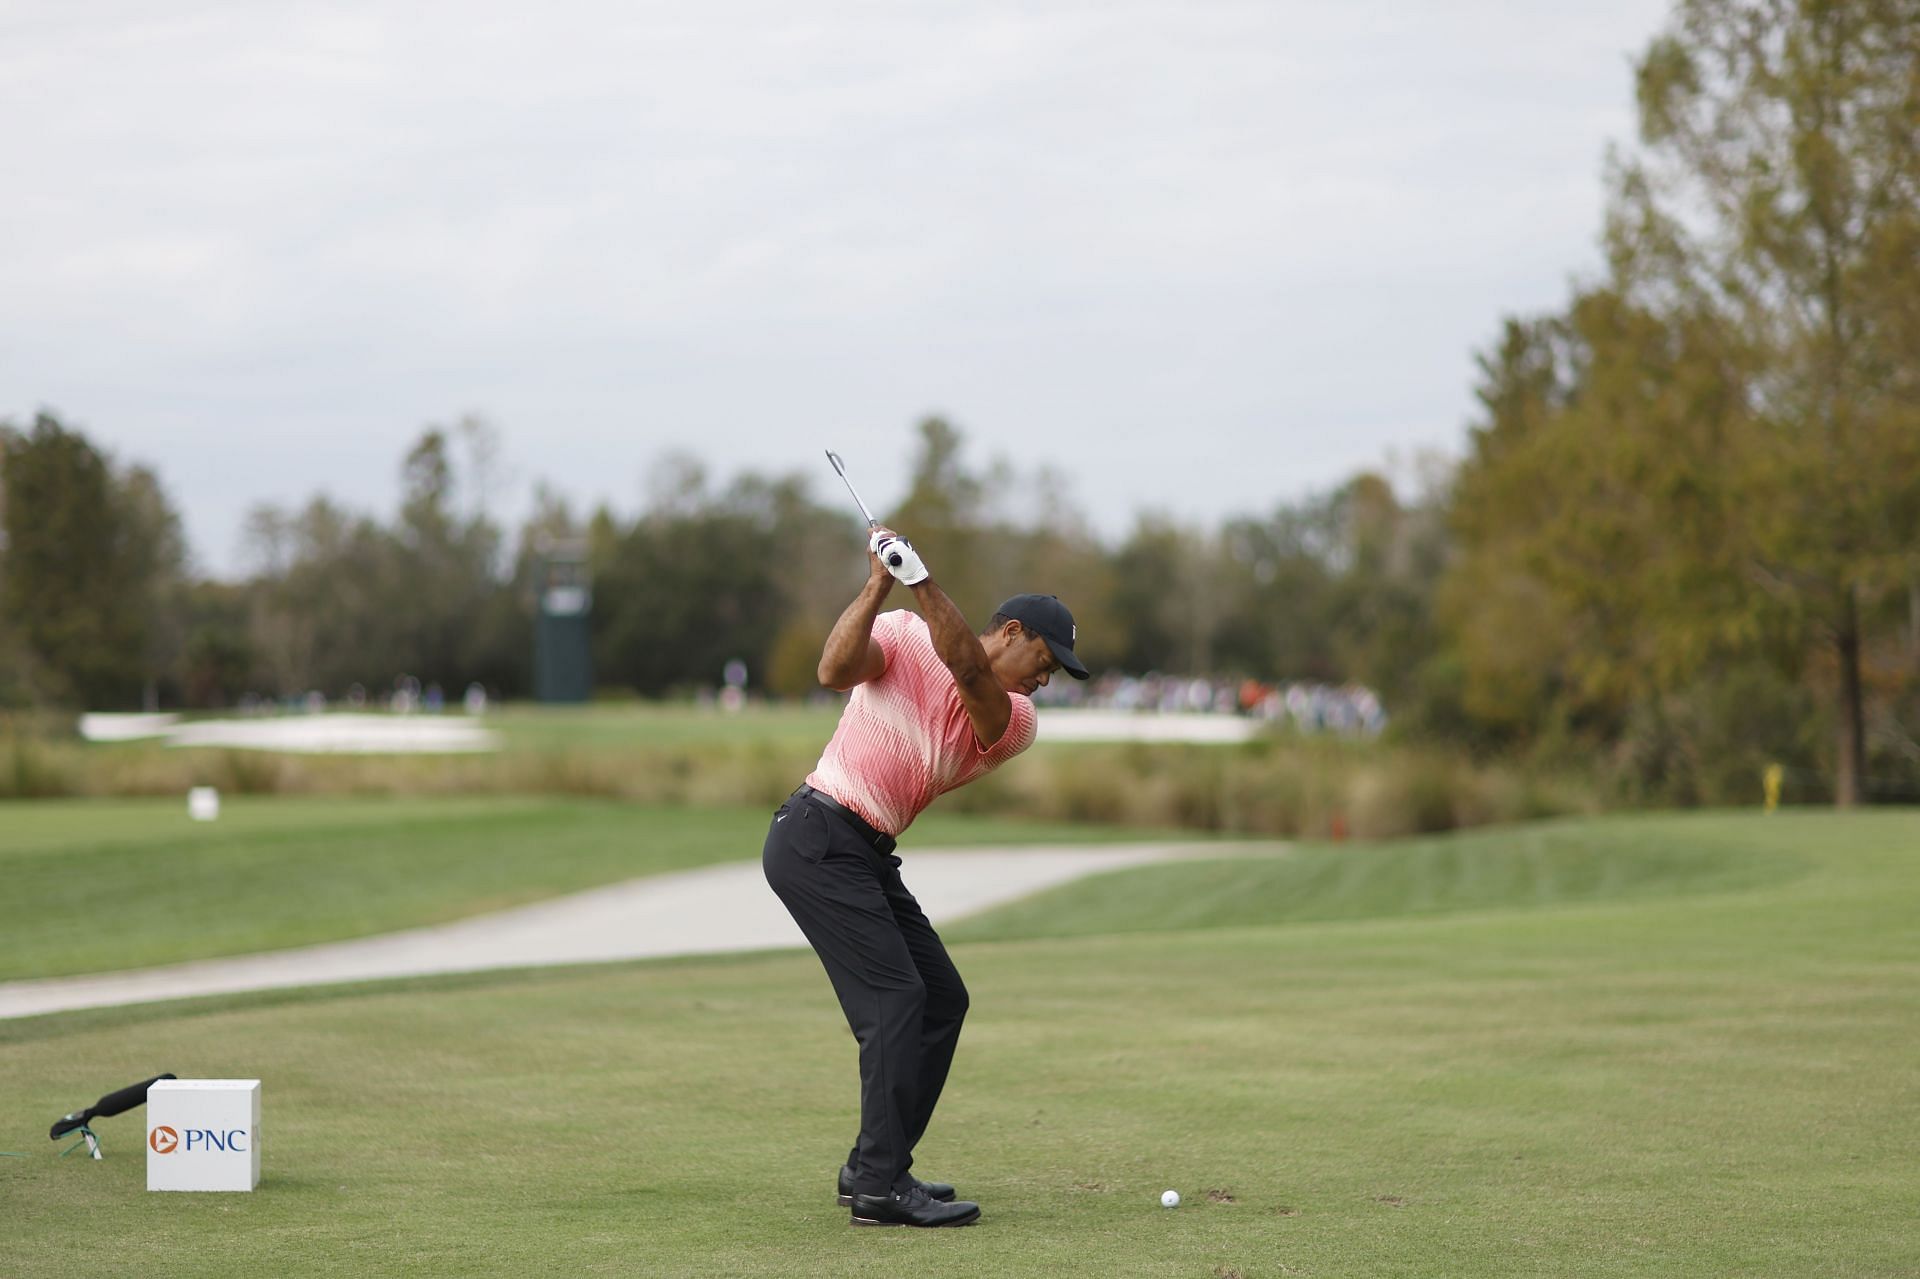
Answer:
[{"left": 533, "top": 541, "right": 592, "bottom": 703}]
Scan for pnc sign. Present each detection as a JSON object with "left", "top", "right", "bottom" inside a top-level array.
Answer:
[
  {"left": 149, "top": 1124, "right": 247, "bottom": 1154},
  {"left": 147, "top": 1079, "right": 261, "bottom": 1192}
]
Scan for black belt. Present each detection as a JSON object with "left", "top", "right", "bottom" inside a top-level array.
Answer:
[{"left": 794, "top": 784, "right": 898, "bottom": 856}]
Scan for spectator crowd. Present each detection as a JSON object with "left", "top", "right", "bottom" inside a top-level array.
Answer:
[{"left": 1034, "top": 671, "right": 1387, "bottom": 738}]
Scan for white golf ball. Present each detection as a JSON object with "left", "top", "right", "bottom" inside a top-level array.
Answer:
[{"left": 1161, "top": 1189, "right": 1181, "bottom": 1208}]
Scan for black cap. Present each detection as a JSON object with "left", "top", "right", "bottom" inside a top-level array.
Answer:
[{"left": 995, "top": 594, "right": 1089, "bottom": 680}]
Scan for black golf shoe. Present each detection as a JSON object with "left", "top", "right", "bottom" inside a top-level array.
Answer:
[
  {"left": 836, "top": 1165, "right": 955, "bottom": 1207},
  {"left": 848, "top": 1184, "right": 980, "bottom": 1228}
]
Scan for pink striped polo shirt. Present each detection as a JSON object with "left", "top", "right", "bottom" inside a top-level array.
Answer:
[{"left": 806, "top": 609, "right": 1038, "bottom": 837}]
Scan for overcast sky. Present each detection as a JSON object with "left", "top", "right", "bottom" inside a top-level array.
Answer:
[{"left": 1, "top": 0, "right": 1671, "bottom": 578}]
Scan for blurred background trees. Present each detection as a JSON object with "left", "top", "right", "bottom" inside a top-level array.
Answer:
[
  {"left": 1444, "top": 0, "right": 1920, "bottom": 805},
  {"left": 0, "top": 413, "right": 185, "bottom": 710},
  {"left": 0, "top": 0, "right": 1913, "bottom": 807}
]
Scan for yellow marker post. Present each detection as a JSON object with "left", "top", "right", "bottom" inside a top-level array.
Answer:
[{"left": 1763, "top": 763, "right": 1783, "bottom": 813}]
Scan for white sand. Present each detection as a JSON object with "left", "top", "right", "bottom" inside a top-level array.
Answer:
[
  {"left": 1037, "top": 709, "right": 1259, "bottom": 742},
  {"left": 78, "top": 712, "right": 498, "bottom": 753},
  {"left": 78, "top": 708, "right": 1260, "bottom": 752}
]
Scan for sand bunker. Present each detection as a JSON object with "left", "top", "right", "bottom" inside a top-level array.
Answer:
[{"left": 79, "top": 712, "right": 499, "bottom": 754}]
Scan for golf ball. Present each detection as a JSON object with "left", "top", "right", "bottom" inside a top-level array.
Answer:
[{"left": 1161, "top": 1189, "right": 1181, "bottom": 1208}]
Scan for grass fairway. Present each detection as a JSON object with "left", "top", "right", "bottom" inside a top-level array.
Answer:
[
  {"left": 2, "top": 810, "right": 1916, "bottom": 1277},
  {"left": 0, "top": 797, "right": 1190, "bottom": 980}
]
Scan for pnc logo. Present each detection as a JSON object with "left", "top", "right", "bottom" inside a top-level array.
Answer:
[{"left": 149, "top": 1125, "right": 249, "bottom": 1154}]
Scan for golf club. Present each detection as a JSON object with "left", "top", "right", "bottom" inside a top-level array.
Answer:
[
  {"left": 825, "top": 449, "right": 904, "bottom": 568},
  {"left": 49, "top": 1072, "right": 176, "bottom": 1159}
]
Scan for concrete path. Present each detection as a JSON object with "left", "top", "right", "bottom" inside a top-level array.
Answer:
[{"left": 0, "top": 843, "right": 1227, "bottom": 1020}]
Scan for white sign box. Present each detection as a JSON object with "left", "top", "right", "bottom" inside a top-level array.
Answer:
[
  {"left": 187, "top": 786, "right": 221, "bottom": 821},
  {"left": 147, "top": 1079, "right": 261, "bottom": 1192}
]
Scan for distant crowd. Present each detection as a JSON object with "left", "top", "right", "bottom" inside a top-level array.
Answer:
[
  {"left": 1034, "top": 672, "right": 1387, "bottom": 738},
  {"left": 230, "top": 676, "right": 490, "bottom": 717}
]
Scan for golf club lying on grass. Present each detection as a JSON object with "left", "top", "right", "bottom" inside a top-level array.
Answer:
[{"left": 49, "top": 1073, "right": 176, "bottom": 1159}]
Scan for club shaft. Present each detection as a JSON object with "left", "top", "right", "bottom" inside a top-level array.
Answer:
[{"left": 825, "top": 450, "right": 880, "bottom": 527}]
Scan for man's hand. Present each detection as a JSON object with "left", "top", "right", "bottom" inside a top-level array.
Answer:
[{"left": 870, "top": 528, "right": 929, "bottom": 586}]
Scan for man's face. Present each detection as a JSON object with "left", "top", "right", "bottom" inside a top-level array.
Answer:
[{"left": 990, "top": 622, "right": 1060, "bottom": 695}]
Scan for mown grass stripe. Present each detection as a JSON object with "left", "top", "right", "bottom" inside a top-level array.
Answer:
[{"left": 0, "top": 810, "right": 1914, "bottom": 1277}]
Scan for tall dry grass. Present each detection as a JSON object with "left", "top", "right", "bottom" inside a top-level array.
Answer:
[
  {"left": 949, "top": 738, "right": 1596, "bottom": 837},
  {"left": 0, "top": 724, "right": 1597, "bottom": 837}
]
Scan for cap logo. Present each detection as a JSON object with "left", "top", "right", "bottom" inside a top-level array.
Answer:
[{"left": 1071, "top": 624, "right": 1076, "bottom": 642}]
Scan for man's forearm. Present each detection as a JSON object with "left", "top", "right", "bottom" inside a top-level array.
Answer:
[
  {"left": 817, "top": 575, "right": 893, "bottom": 689},
  {"left": 910, "top": 578, "right": 992, "bottom": 684}
]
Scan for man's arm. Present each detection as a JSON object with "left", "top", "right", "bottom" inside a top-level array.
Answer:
[
  {"left": 909, "top": 577, "right": 1012, "bottom": 748},
  {"left": 816, "top": 550, "right": 894, "bottom": 691}
]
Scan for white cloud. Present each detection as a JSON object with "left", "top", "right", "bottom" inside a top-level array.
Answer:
[{"left": 0, "top": 0, "right": 1672, "bottom": 573}]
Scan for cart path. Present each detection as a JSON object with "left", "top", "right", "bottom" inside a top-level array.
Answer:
[{"left": 0, "top": 842, "right": 1248, "bottom": 1020}]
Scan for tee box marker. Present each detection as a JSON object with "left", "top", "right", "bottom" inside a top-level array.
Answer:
[{"left": 146, "top": 1079, "right": 261, "bottom": 1192}]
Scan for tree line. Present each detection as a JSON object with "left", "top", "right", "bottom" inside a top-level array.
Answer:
[
  {"left": 2, "top": 0, "right": 1914, "bottom": 805},
  {"left": 0, "top": 411, "right": 1441, "bottom": 708}
]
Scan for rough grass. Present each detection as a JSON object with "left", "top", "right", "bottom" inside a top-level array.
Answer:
[
  {"left": 2, "top": 811, "right": 1915, "bottom": 1277},
  {"left": 2, "top": 704, "right": 1601, "bottom": 838}
]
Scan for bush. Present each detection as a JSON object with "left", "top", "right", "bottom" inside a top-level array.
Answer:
[
  {"left": 0, "top": 731, "right": 74, "bottom": 798},
  {"left": 1607, "top": 664, "right": 1822, "bottom": 808}
]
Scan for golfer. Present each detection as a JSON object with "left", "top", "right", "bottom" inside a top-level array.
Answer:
[{"left": 763, "top": 526, "right": 1088, "bottom": 1227}]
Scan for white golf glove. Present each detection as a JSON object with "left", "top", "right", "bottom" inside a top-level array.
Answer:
[{"left": 870, "top": 530, "right": 929, "bottom": 586}]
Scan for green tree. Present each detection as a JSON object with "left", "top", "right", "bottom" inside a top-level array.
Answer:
[
  {"left": 0, "top": 413, "right": 182, "bottom": 708},
  {"left": 1446, "top": 293, "right": 1761, "bottom": 739},
  {"left": 1108, "top": 518, "right": 1218, "bottom": 676},
  {"left": 1443, "top": 0, "right": 1919, "bottom": 802},
  {"left": 590, "top": 460, "right": 789, "bottom": 694},
  {"left": 239, "top": 422, "right": 514, "bottom": 699},
  {"left": 118, "top": 462, "right": 190, "bottom": 706},
  {"left": 1210, "top": 508, "right": 1330, "bottom": 683},
  {"left": 1321, "top": 472, "right": 1451, "bottom": 716},
  {"left": 241, "top": 495, "right": 390, "bottom": 696},
  {"left": 1612, "top": 0, "right": 1920, "bottom": 802},
  {"left": 1208, "top": 474, "right": 1449, "bottom": 700},
  {"left": 177, "top": 581, "right": 254, "bottom": 708},
  {"left": 391, "top": 425, "right": 508, "bottom": 689},
  {"left": 888, "top": 417, "right": 993, "bottom": 616}
]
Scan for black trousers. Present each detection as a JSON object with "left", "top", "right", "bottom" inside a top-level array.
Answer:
[{"left": 762, "top": 790, "right": 969, "bottom": 1197}]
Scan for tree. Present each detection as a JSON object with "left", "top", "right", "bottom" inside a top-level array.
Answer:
[
  {"left": 0, "top": 413, "right": 182, "bottom": 708},
  {"left": 1446, "top": 292, "right": 1762, "bottom": 738},
  {"left": 1109, "top": 517, "right": 1224, "bottom": 676},
  {"left": 1320, "top": 472, "right": 1452, "bottom": 715},
  {"left": 888, "top": 417, "right": 994, "bottom": 616},
  {"left": 392, "top": 426, "right": 507, "bottom": 687},
  {"left": 591, "top": 482, "right": 787, "bottom": 695},
  {"left": 118, "top": 462, "right": 190, "bottom": 706},
  {"left": 237, "top": 424, "right": 515, "bottom": 699},
  {"left": 241, "top": 495, "right": 387, "bottom": 695},
  {"left": 1613, "top": 0, "right": 1920, "bottom": 802},
  {"left": 1442, "top": 1, "right": 1919, "bottom": 801}
]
